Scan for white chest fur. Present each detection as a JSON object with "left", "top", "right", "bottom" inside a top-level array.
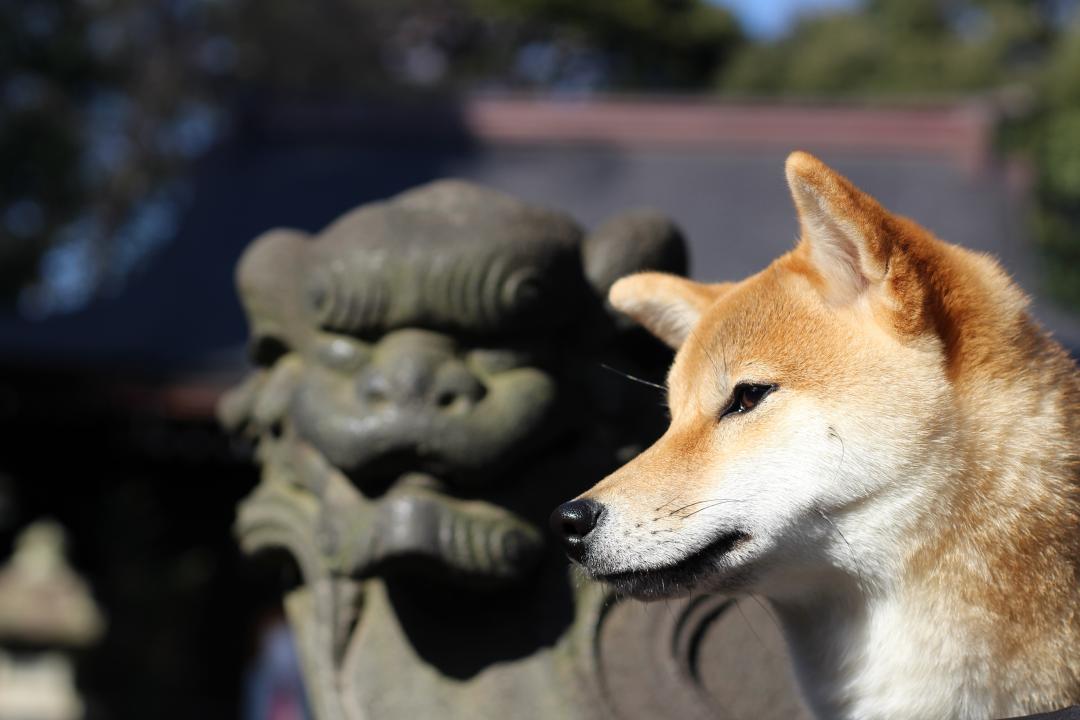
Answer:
[{"left": 774, "top": 591, "right": 1002, "bottom": 720}]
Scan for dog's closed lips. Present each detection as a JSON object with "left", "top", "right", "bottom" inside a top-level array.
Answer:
[{"left": 593, "top": 529, "right": 751, "bottom": 598}]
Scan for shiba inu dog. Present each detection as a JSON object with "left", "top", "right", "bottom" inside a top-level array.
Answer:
[{"left": 550, "top": 152, "right": 1080, "bottom": 720}]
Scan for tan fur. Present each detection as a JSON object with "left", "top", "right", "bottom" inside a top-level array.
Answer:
[{"left": 577, "top": 152, "right": 1080, "bottom": 719}]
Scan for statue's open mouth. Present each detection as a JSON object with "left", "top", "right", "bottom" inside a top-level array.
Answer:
[
  {"left": 361, "top": 479, "right": 545, "bottom": 585},
  {"left": 237, "top": 468, "right": 546, "bottom": 587},
  {"left": 344, "top": 452, "right": 455, "bottom": 498}
]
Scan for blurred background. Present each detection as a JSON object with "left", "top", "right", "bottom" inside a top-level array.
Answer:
[{"left": 1, "top": 0, "right": 1079, "bottom": 718}]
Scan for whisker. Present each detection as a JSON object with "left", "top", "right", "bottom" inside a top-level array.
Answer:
[
  {"left": 666, "top": 497, "right": 739, "bottom": 516},
  {"left": 819, "top": 426, "right": 871, "bottom": 593},
  {"left": 679, "top": 499, "right": 747, "bottom": 518},
  {"left": 828, "top": 425, "right": 846, "bottom": 470},
  {"left": 734, "top": 598, "right": 773, "bottom": 657},
  {"left": 748, "top": 595, "right": 784, "bottom": 637},
  {"left": 599, "top": 363, "right": 666, "bottom": 392},
  {"left": 654, "top": 495, "right": 683, "bottom": 512},
  {"left": 816, "top": 507, "right": 870, "bottom": 594},
  {"left": 693, "top": 322, "right": 726, "bottom": 383}
]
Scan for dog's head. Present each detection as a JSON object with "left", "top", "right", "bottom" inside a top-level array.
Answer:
[{"left": 552, "top": 152, "right": 1025, "bottom": 601}]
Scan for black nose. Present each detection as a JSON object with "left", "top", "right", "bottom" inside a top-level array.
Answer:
[{"left": 549, "top": 499, "right": 604, "bottom": 560}]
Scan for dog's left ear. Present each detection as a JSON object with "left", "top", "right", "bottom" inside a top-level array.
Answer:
[{"left": 785, "top": 151, "right": 897, "bottom": 305}]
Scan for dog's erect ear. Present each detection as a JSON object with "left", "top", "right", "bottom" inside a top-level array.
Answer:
[
  {"left": 609, "top": 272, "right": 721, "bottom": 349},
  {"left": 785, "top": 151, "right": 895, "bottom": 304}
]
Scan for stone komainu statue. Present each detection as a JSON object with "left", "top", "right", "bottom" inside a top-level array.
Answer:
[{"left": 220, "top": 181, "right": 807, "bottom": 720}]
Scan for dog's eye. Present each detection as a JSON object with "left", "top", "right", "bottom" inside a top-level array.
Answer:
[{"left": 721, "top": 383, "right": 776, "bottom": 419}]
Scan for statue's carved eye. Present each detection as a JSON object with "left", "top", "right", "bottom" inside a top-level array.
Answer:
[{"left": 317, "top": 335, "right": 371, "bottom": 374}]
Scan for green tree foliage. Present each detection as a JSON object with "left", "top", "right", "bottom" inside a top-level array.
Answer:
[
  {"left": 0, "top": 0, "right": 743, "bottom": 312},
  {"left": 718, "top": 0, "right": 1080, "bottom": 311},
  {"left": 1, "top": 0, "right": 228, "bottom": 314},
  {"left": 0, "top": 2, "right": 96, "bottom": 305},
  {"left": 721, "top": 0, "right": 1055, "bottom": 95},
  {"left": 1028, "top": 19, "right": 1080, "bottom": 308},
  {"left": 6, "top": 0, "right": 1080, "bottom": 313},
  {"left": 223, "top": 0, "right": 490, "bottom": 93},
  {"left": 472, "top": 0, "right": 741, "bottom": 88}
]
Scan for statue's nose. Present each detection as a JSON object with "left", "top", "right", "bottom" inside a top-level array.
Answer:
[
  {"left": 429, "top": 365, "right": 486, "bottom": 411},
  {"left": 359, "top": 332, "right": 485, "bottom": 410}
]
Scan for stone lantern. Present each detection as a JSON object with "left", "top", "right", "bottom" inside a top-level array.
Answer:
[{"left": 0, "top": 521, "right": 105, "bottom": 720}]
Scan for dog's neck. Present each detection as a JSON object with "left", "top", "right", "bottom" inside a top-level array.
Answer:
[
  {"left": 770, "top": 569, "right": 1012, "bottom": 720},
  {"left": 768, "top": 337, "right": 1080, "bottom": 720}
]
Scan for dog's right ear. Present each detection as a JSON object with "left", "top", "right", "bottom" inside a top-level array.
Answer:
[{"left": 609, "top": 272, "right": 720, "bottom": 349}]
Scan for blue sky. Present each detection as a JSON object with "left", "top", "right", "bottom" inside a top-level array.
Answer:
[{"left": 710, "top": 0, "right": 858, "bottom": 38}]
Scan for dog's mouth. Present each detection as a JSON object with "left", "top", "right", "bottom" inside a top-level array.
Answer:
[{"left": 591, "top": 530, "right": 751, "bottom": 600}]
